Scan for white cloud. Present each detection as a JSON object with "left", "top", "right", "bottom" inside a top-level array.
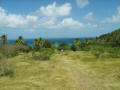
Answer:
[
  {"left": 40, "top": 18, "right": 98, "bottom": 30},
  {"left": 35, "top": 2, "right": 72, "bottom": 17},
  {"left": 0, "top": 10, "right": 38, "bottom": 28},
  {"left": 84, "top": 12, "right": 97, "bottom": 21},
  {"left": 59, "top": 18, "right": 85, "bottom": 29},
  {"left": 0, "top": 7, "right": 6, "bottom": 13},
  {"left": 0, "top": 2, "right": 97, "bottom": 31},
  {"left": 103, "top": 6, "right": 120, "bottom": 23},
  {"left": 76, "top": 0, "right": 89, "bottom": 8}
]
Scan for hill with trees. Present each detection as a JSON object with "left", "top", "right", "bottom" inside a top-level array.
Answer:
[{"left": 96, "top": 28, "right": 120, "bottom": 46}]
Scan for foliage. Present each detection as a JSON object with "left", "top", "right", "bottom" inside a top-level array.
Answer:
[
  {"left": 93, "top": 52, "right": 101, "bottom": 58},
  {"left": 0, "top": 35, "right": 8, "bottom": 45},
  {"left": 0, "top": 45, "right": 18, "bottom": 57},
  {"left": 107, "top": 47, "right": 120, "bottom": 58},
  {"left": 32, "top": 48, "right": 54, "bottom": 60},
  {"left": 15, "top": 36, "right": 24, "bottom": 45},
  {"left": 42, "top": 40, "right": 52, "bottom": 48},
  {"left": 71, "top": 44, "right": 78, "bottom": 51},
  {"left": 33, "top": 39, "right": 40, "bottom": 51},
  {"left": 58, "top": 43, "right": 70, "bottom": 51},
  {"left": 0, "top": 57, "right": 14, "bottom": 77},
  {"left": 33, "top": 38, "right": 54, "bottom": 51},
  {"left": 71, "top": 38, "right": 81, "bottom": 51},
  {"left": 96, "top": 28, "right": 120, "bottom": 46},
  {"left": 0, "top": 44, "right": 31, "bottom": 57}
]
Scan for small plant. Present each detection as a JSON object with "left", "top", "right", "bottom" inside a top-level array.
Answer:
[
  {"left": 94, "top": 53, "right": 100, "bottom": 58},
  {"left": 94, "top": 52, "right": 100, "bottom": 58},
  {"left": 4, "top": 69, "right": 14, "bottom": 77}
]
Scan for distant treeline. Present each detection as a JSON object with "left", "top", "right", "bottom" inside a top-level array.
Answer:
[
  {"left": 0, "top": 28, "right": 120, "bottom": 53},
  {"left": 0, "top": 28, "right": 120, "bottom": 77}
]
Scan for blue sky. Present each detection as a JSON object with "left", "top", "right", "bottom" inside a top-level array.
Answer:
[{"left": 0, "top": 0, "right": 120, "bottom": 39}]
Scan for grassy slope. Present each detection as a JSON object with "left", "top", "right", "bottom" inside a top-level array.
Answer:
[{"left": 0, "top": 51, "right": 120, "bottom": 90}]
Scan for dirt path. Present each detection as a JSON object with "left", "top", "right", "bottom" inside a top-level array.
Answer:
[{"left": 61, "top": 54, "right": 97, "bottom": 90}]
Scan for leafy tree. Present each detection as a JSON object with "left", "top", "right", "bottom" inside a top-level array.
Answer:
[{"left": 71, "top": 38, "right": 81, "bottom": 51}]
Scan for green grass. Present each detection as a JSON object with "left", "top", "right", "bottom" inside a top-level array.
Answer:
[{"left": 0, "top": 51, "right": 120, "bottom": 90}]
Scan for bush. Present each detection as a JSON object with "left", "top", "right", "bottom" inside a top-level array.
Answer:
[
  {"left": 32, "top": 48, "right": 54, "bottom": 60},
  {"left": 32, "top": 52, "right": 50, "bottom": 60},
  {"left": 107, "top": 47, "right": 120, "bottom": 58},
  {"left": 71, "top": 44, "right": 80, "bottom": 51},
  {"left": 33, "top": 53, "right": 50, "bottom": 60},
  {"left": 0, "top": 69, "right": 14, "bottom": 77},
  {"left": 0, "top": 44, "right": 32, "bottom": 57},
  {"left": 94, "top": 52, "right": 100, "bottom": 58},
  {"left": 0, "top": 58, "right": 14, "bottom": 77},
  {"left": 0, "top": 45, "right": 18, "bottom": 57},
  {"left": 14, "top": 44, "right": 32, "bottom": 53},
  {"left": 58, "top": 43, "right": 70, "bottom": 51},
  {"left": 81, "top": 46, "right": 90, "bottom": 51}
]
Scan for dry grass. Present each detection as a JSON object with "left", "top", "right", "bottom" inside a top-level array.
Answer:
[{"left": 0, "top": 51, "right": 120, "bottom": 90}]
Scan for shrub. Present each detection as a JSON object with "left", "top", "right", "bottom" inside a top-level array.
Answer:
[
  {"left": 4, "top": 69, "right": 14, "bottom": 77},
  {"left": 32, "top": 49, "right": 54, "bottom": 60},
  {"left": 32, "top": 52, "right": 50, "bottom": 60},
  {"left": 42, "top": 40, "right": 52, "bottom": 48},
  {"left": 0, "top": 44, "right": 32, "bottom": 57},
  {"left": 58, "top": 43, "right": 70, "bottom": 51},
  {"left": 0, "top": 58, "right": 14, "bottom": 77},
  {"left": 82, "top": 46, "right": 90, "bottom": 51},
  {"left": 107, "top": 47, "right": 120, "bottom": 58},
  {"left": 0, "top": 45, "right": 18, "bottom": 57},
  {"left": 71, "top": 44, "right": 79, "bottom": 51},
  {"left": 94, "top": 52, "right": 100, "bottom": 58},
  {"left": 14, "top": 44, "right": 32, "bottom": 53}
]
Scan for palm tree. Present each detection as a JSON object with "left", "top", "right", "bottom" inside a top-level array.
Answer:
[
  {"left": 1, "top": 35, "right": 8, "bottom": 45},
  {"left": 15, "top": 36, "right": 24, "bottom": 45},
  {"left": 38, "top": 37, "right": 43, "bottom": 48},
  {"left": 43, "top": 40, "right": 52, "bottom": 48},
  {"left": 33, "top": 39, "right": 39, "bottom": 51}
]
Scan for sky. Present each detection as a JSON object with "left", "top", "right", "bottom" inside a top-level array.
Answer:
[{"left": 0, "top": 0, "right": 120, "bottom": 39}]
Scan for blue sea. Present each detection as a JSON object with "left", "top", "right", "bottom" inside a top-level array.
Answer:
[{"left": 8, "top": 38, "right": 90, "bottom": 47}]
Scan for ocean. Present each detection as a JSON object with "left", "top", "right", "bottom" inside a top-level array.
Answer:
[{"left": 8, "top": 38, "right": 89, "bottom": 47}]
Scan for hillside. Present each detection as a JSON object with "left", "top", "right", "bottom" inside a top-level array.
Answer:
[{"left": 97, "top": 28, "right": 120, "bottom": 45}]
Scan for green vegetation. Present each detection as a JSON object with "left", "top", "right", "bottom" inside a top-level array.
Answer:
[
  {"left": 71, "top": 38, "right": 81, "bottom": 51},
  {"left": 96, "top": 28, "right": 120, "bottom": 46},
  {"left": 32, "top": 48, "right": 55, "bottom": 60},
  {"left": 58, "top": 43, "right": 70, "bottom": 51},
  {"left": 0, "top": 28, "right": 120, "bottom": 89}
]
